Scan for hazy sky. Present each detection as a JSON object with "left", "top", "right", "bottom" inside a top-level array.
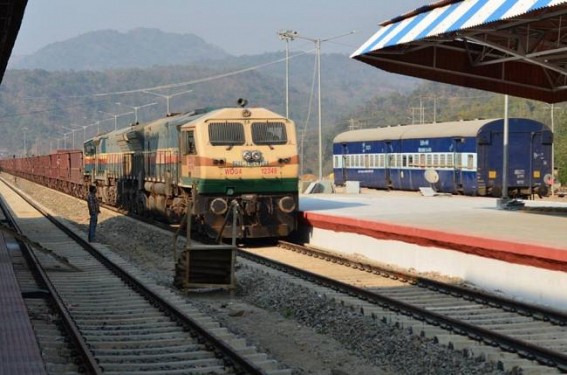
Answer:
[{"left": 13, "top": 0, "right": 426, "bottom": 56}]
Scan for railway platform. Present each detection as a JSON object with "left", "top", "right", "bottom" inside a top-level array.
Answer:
[
  {"left": 0, "top": 211, "right": 46, "bottom": 374},
  {"left": 298, "top": 189, "right": 567, "bottom": 310}
]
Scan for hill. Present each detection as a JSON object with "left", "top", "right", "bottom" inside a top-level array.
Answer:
[
  {"left": 10, "top": 28, "right": 231, "bottom": 70},
  {"left": 0, "top": 34, "right": 417, "bottom": 176}
]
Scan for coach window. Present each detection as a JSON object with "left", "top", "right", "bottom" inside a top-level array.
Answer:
[
  {"left": 455, "top": 154, "right": 462, "bottom": 168},
  {"left": 183, "top": 130, "right": 196, "bottom": 155},
  {"left": 440, "top": 154, "right": 446, "bottom": 168},
  {"left": 467, "top": 154, "right": 474, "bottom": 169},
  {"left": 447, "top": 154, "right": 454, "bottom": 167},
  {"left": 426, "top": 154, "right": 432, "bottom": 167},
  {"left": 433, "top": 154, "right": 439, "bottom": 167}
]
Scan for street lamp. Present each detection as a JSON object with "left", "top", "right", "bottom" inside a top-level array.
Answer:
[
  {"left": 143, "top": 89, "right": 193, "bottom": 116},
  {"left": 66, "top": 124, "right": 85, "bottom": 149},
  {"left": 99, "top": 110, "right": 134, "bottom": 131},
  {"left": 278, "top": 30, "right": 297, "bottom": 118},
  {"left": 284, "top": 30, "right": 355, "bottom": 180},
  {"left": 115, "top": 102, "right": 157, "bottom": 124}
]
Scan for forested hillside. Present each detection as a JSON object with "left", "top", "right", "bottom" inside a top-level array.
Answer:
[
  {"left": 2, "top": 28, "right": 565, "bottom": 184},
  {"left": 0, "top": 52, "right": 415, "bottom": 169}
]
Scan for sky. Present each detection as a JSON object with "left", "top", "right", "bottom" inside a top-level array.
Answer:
[{"left": 12, "top": 0, "right": 427, "bottom": 57}]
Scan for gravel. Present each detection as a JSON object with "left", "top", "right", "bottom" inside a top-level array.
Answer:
[{"left": 6, "top": 175, "right": 510, "bottom": 375}]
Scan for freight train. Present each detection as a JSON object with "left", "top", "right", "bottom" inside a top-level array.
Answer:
[
  {"left": 333, "top": 118, "right": 553, "bottom": 198},
  {"left": 0, "top": 102, "right": 299, "bottom": 240}
]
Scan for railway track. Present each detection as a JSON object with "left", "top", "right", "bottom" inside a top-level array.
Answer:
[
  {"left": 240, "top": 242, "right": 567, "bottom": 374},
  {"left": 4, "top": 172, "right": 567, "bottom": 373},
  {"left": 0, "top": 178, "right": 290, "bottom": 375}
]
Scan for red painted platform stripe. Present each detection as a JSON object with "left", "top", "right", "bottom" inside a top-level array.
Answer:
[{"left": 301, "top": 212, "right": 567, "bottom": 273}]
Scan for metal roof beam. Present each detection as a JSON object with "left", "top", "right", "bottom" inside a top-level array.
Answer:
[
  {"left": 359, "top": 53, "right": 556, "bottom": 94},
  {"left": 465, "top": 35, "right": 567, "bottom": 77}
]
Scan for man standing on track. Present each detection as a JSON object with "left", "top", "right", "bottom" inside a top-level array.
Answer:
[{"left": 87, "top": 185, "right": 100, "bottom": 242}]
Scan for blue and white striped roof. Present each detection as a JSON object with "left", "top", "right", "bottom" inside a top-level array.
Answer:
[{"left": 352, "top": 0, "right": 567, "bottom": 57}]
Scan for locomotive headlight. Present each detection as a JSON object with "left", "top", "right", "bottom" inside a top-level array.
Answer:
[
  {"left": 210, "top": 198, "right": 229, "bottom": 215},
  {"left": 252, "top": 150, "right": 262, "bottom": 162},
  {"left": 278, "top": 196, "right": 296, "bottom": 213},
  {"left": 242, "top": 150, "right": 252, "bottom": 162}
]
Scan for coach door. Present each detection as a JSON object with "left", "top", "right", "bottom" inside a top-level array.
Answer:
[
  {"left": 384, "top": 141, "right": 392, "bottom": 189},
  {"left": 528, "top": 130, "right": 553, "bottom": 195},
  {"left": 340, "top": 143, "right": 347, "bottom": 183},
  {"left": 452, "top": 137, "right": 464, "bottom": 193},
  {"left": 179, "top": 129, "right": 196, "bottom": 186}
]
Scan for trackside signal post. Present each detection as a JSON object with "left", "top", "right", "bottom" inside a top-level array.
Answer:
[{"left": 174, "top": 201, "right": 237, "bottom": 289}]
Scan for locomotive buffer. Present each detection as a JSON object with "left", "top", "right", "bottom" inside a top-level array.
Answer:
[{"left": 174, "top": 201, "right": 238, "bottom": 289}]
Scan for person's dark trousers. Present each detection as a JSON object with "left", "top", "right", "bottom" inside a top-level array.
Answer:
[{"left": 88, "top": 214, "right": 98, "bottom": 242}]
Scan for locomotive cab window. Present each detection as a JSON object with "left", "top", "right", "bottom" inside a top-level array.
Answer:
[
  {"left": 252, "top": 122, "right": 287, "bottom": 145},
  {"left": 84, "top": 141, "right": 96, "bottom": 156},
  {"left": 182, "top": 130, "right": 196, "bottom": 155},
  {"left": 208, "top": 122, "right": 245, "bottom": 146}
]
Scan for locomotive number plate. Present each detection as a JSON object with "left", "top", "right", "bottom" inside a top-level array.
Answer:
[
  {"left": 224, "top": 168, "right": 242, "bottom": 175},
  {"left": 261, "top": 167, "right": 279, "bottom": 175}
]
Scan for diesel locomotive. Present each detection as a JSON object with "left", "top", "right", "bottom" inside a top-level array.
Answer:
[
  {"left": 1, "top": 102, "right": 299, "bottom": 240},
  {"left": 333, "top": 118, "right": 553, "bottom": 198}
]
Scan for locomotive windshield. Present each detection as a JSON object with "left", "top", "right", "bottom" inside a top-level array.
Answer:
[
  {"left": 208, "top": 122, "right": 245, "bottom": 146},
  {"left": 84, "top": 141, "right": 96, "bottom": 156},
  {"left": 252, "top": 122, "right": 287, "bottom": 145}
]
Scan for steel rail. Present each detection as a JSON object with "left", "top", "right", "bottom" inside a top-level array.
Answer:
[
  {"left": 2, "top": 178, "right": 266, "bottom": 375},
  {"left": 279, "top": 241, "right": 567, "bottom": 326},
  {"left": 239, "top": 245, "right": 567, "bottom": 372},
  {"left": 0, "top": 192, "right": 103, "bottom": 375}
]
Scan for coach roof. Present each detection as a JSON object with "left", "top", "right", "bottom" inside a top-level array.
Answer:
[{"left": 334, "top": 119, "right": 498, "bottom": 144}]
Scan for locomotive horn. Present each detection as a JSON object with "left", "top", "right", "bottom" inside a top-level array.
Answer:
[{"left": 237, "top": 98, "right": 248, "bottom": 107}]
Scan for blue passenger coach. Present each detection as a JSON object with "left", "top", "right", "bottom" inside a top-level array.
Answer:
[{"left": 333, "top": 118, "right": 552, "bottom": 197}]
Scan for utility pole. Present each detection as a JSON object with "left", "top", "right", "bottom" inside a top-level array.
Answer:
[
  {"left": 283, "top": 30, "right": 355, "bottom": 180},
  {"left": 278, "top": 30, "right": 297, "bottom": 118}
]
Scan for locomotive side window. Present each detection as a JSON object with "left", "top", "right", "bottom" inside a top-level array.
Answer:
[
  {"left": 182, "top": 130, "right": 196, "bottom": 155},
  {"left": 252, "top": 122, "right": 287, "bottom": 145},
  {"left": 208, "top": 122, "right": 245, "bottom": 146}
]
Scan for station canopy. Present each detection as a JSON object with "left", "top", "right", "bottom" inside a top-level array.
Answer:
[
  {"left": 352, "top": 0, "right": 567, "bottom": 104},
  {"left": 0, "top": 0, "right": 28, "bottom": 85}
]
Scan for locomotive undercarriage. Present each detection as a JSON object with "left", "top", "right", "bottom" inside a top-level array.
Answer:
[
  {"left": 8, "top": 170, "right": 297, "bottom": 241},
  {"left": 92, "top": 177, "right": 297, "bottom": 241},
  {"left": 484, "top": 184, "right": 549, "bottom": 199}
]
